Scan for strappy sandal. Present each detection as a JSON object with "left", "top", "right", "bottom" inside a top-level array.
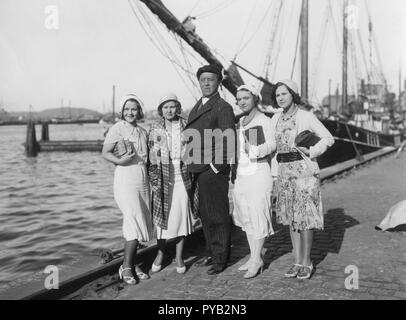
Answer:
[
  {"left": 135, "top": 267, "right": 150, "bottom": 280},
  {"left": 296, "top": 264, "right": 314, "bottom": 280},
  {"left": 284, "top": 263, "right": 303, "bottom": 278},
  {"left": 118, "top": 265, "right": 136, "bottom": 285}
]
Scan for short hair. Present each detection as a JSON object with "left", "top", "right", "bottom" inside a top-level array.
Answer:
[
  {"left": 270, "top": 82, "right": 302, "bottom": 107},
  {"left": 158, "top": 100, "right": 182, "bottom": 117},
  {"left": 236, "top": 88, "right": 260, "bottom": 106},
  {"left": 121, "top": 98, "right": 144, "bottom": 120}
]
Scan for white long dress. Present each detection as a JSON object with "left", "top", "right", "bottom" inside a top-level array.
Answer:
[
  {"left": 156, "top": 121, "right": 193, "bottom": 239},
  {"left": 232, "top": 112, "right": 275, "bottom": 239},
  {"left": 104, "top": 120, "right": 153, "bottom": 242}
]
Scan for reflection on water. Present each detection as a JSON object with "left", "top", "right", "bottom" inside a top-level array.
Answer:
[{"left": 0, "top": 123, "right": 152, "bottom": 289}]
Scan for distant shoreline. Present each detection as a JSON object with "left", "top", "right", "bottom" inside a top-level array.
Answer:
[{"left": 0, "top": 120, "right": 101, "bottom": 126}]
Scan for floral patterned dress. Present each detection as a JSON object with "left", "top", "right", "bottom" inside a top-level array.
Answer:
[{"left": 274, "top": 113, "right": 323, "bottom": 231}]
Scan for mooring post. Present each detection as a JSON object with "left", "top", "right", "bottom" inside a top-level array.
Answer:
[
  {"left": 41, "top": 122, "right": 49, "bottom": 141},
  {"left": 25, "top": 120, "right": 39, "bottom": 157}
]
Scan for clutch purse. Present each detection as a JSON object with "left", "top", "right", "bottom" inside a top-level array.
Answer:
[
  {"left": 243, "top": 125, "right": 266, "bottom": 146},
  {"left": 295, "top": 130, "right": 320, "bottom": 148},
  {"left": 113, "top": 139, "right": 134, "bottom": 158}
]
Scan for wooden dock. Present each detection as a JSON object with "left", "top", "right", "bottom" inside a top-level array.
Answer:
[
  {"left": 25, "top": 122, "right": 104, "bottom": 156},
  {"left": 3, "top": 144, "right": 400, "bottom": 300},
  {"left": 39, "top": 140, "right": 103, "bottom": 152}
]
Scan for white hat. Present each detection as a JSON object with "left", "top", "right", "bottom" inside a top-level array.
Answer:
[
  {"left": 278, "top": 79, "right": 299, "bottom": 96},
  {"left": 120, "top": 94, "right": 144, "bottom": 110},
  {"left": 157, "top": 92, "right": 179, "bottom": 109},
  {"left": 237, "top": 84, "right": 262, "bottom": 101}
]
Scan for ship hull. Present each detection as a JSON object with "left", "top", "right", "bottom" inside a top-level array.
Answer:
[{"left": 318, "top": 120, "right": 402, "bottom": 169}]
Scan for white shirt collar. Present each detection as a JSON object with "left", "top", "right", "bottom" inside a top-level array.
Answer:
[{"left": 201, "top": 92, "right": 218, "bottom": 105}]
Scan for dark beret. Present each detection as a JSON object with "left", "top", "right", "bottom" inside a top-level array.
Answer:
[{"left": 196, "top": 64, "right": 223, "bottom": 81}]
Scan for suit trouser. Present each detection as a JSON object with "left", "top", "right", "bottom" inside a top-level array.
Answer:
[{"left": 196, "top": 168, "right": 231, "bottom": 267}]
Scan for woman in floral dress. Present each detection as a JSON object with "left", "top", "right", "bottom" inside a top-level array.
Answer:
[{"left": 270, "top": 80, "right": 334, "bottom": 279}]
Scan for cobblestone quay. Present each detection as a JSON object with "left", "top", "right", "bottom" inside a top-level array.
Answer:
[{"left": 85, "top": 151, "right": 406, "bottom": 300}]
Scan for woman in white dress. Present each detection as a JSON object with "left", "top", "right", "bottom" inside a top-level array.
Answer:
[
  {"left": 102, "top": 94, "right": 152, "bottom": 285},
  {"left": 148, "top": 93, "right": 199, "bottom": 274},
  {"left": 232, "top": 85, "right": 276, "bottom": 279}
]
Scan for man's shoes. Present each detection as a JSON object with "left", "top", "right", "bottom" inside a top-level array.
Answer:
[
  {"left": 195, "top": 256, "right": 213, "bottom": 267},
  {"left": 206, "top": 264, "right": 225, "bottom": 275}
]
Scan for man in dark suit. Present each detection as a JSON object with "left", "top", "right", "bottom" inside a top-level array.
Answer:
[{"left": 183, "top": 65, "right": 236, "bottom": 275}]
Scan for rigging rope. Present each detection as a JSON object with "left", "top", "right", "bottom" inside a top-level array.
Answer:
[
  {"left": 263, "top": 0, "right": 283, "bottom": 79},
  {"left": 309, "top": 0, "right": 331, "bottom": 101},
  {"left": 363, "top": 0, "right": 386, "bottom": 84},
  {"left": 349, "top": 32, "right": 360, "bottom": 97},
  {"left": 187, "top": 0, "right": 202, "bottom": 17},
  {"left": 129, "top": 0, "right": 199, "bottom": 99},
  {"left": 234, "top": 0, "right": 274, "bottom": 57},
  {"left": 234, "top": 0, "right": 259, "bottom": 59},
  {"left": 194, "top": 0, "right": 236, "bottom": 19},
  {"left": 290, "top": 6, "right": 301, "bottom": 79},
  {"left": 267, "top": 0, "right": 292, "bottom": 82},
  {"left": 356, "top": 28, "right": 369, "bottom": 80}
]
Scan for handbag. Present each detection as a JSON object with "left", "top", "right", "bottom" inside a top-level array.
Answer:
[
  {"left": 294, "top": 146, "right": 319, "bottom": 176},
  {"left": 113, "top": 139, "right": 134, "bottom": 158},
  {"left": 295, "top": 130, "right": 321, "bottom": 148}
]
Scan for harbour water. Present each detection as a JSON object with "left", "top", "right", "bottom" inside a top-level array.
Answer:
[{"left": 0, "top": 123, "right": 151, "bottom": 289}]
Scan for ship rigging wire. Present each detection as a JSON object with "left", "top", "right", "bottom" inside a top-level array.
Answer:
[
  {"left": 233, "top": 0, "right": 274, "bottom": 58},
  {"left": 128, "top": 0, "right": 201, "bottom": 99},
  {"left": 262, "top": 0, "right": 284, "bottom": 80},
  {"left": 193, "top": 0, "right": 237, "bottom": 20}
]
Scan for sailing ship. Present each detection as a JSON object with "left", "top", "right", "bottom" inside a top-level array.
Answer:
[{"left": 134, "top": 0, "right": 403, "bottom": 169}]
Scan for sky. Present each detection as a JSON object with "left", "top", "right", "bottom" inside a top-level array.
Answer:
[{"left": 0, "top": 0, "right": 405, "bottom": 113}]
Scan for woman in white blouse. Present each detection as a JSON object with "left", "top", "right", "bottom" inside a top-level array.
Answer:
[
  {"left": 269, "top": 80, "right": 334, "bottom": 280},
  {"left": 102, "top": 94, "right": 152, "bottom": 285},
  {"left": 232, "top": 85, "right": 276, "bottom": 279}
]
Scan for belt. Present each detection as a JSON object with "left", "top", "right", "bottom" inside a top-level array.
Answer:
[{"left": 276, "top": 152, "right": 303, "bottom": 163}]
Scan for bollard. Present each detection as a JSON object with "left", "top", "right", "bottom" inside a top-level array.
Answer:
[
  {"left": 41, "top": 122, "right": 49, "bottom": 141},
  {"left": 25, "top": 121, "right": 40, "bottom": 157}
]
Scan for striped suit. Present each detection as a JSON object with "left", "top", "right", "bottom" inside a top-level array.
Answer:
[{"left": 184, "top": 92, "right": 236, "bottom": 268}]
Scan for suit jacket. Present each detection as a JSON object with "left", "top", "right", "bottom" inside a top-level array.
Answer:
[{"left": 183, "top": 92, "right": 236, "bottom": 174}]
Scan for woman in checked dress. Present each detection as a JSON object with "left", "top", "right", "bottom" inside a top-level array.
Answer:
[{"left": 148, "top": 93, "right": 198, "bottom": 274}]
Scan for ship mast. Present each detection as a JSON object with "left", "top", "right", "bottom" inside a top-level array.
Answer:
[
  {"left": 138, "top": 0, "right": 238, "bottom": 95},
  {"left": 342, "top": 0, "right": 349, "bottom": 115},
  {"left": 300, "top": 0, "right": 309, "bottom": 99}
]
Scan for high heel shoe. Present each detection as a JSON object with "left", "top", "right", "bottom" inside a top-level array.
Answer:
[
  {"left": 175, "top": 259, "right": 187, "bottom": 274},
  {"left": 151, "top": 263, "right": 162, "bottom": 273},
  {"left": 296, "top": 263, "right": 313, "bottom": 280},
  {"left": 284, "top": 263, "right": 303, "bottom": 278},
  {"left": 238, "top": 259, "right": 252, "bottom": 271},
  {"left": 118, "top": 265, "right": 137, "bottom": 285},
  {"left": 176, "top": 265, "right": 187, "bottom": 274},
  {"left": 135, "top": 267, "right": 150, "bottom": 280},
  {"left": 243, "top": 260, "right": 264, "bottom": 279}
]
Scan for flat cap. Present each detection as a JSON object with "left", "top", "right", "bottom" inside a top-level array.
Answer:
[{"left": 196, "top": 64, "right": 223, "bottom": 81}]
